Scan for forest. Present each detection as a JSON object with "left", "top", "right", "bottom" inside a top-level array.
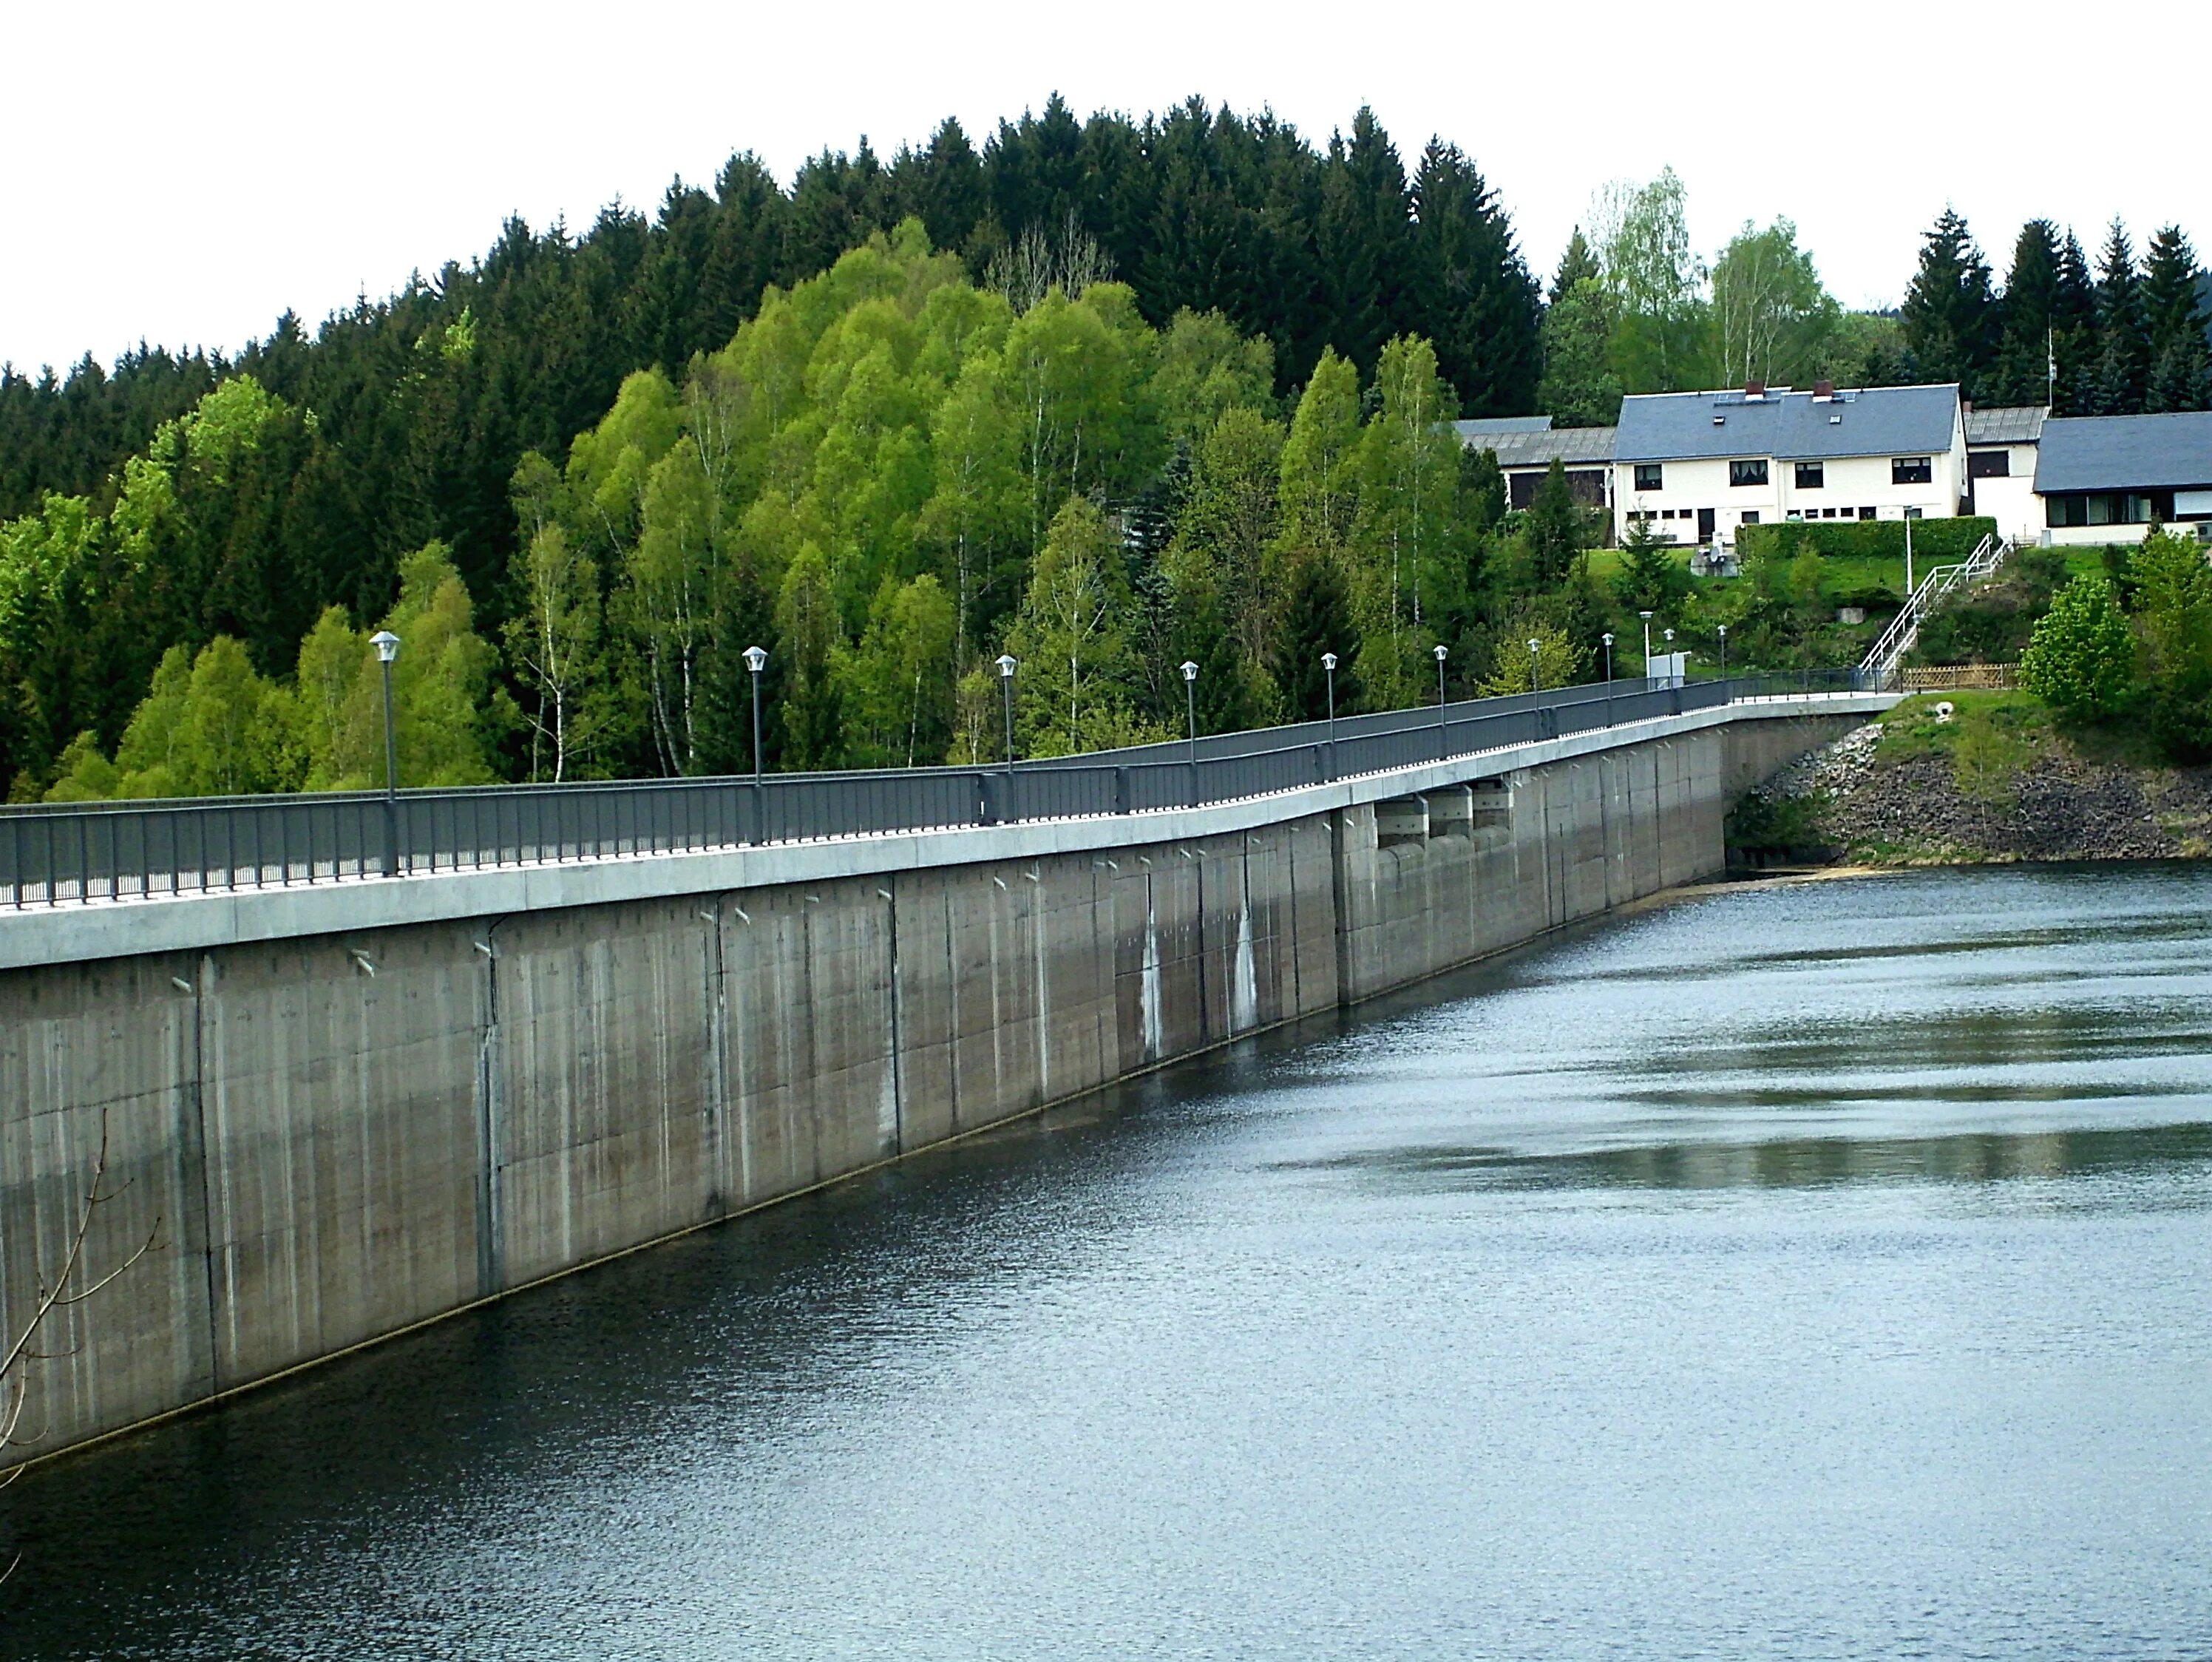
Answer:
[{"left": 1, "top": 95, "right": 2207, "bottom": 800}]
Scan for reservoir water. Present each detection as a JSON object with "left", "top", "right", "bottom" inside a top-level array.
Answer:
[{"left": 5, "top": 864, "right": 2211, "bottom": 1659}]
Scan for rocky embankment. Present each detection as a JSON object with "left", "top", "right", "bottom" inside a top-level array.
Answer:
[{"left": 1732, "top": 708, "right": 2212, "bottom": 865}]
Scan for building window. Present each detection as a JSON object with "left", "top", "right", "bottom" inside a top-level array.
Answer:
[
  {"left": 1741, "top": 511, "right": 1760, "bottom": 525},
  {"left": 1794, "top": 461, "right": 1825, "bottom": 489},
  {"left": 1634, "top": 463, "right": 1663, "bottom": 491},
  {"left": 1859, "top": 506, "right": 1876, "bottom": 520},
  {"left": 1892, "top": 456, "right": 1933, "bottom": 485},
  {"left": 1968, "top": 450, "right": 2010, "bottom": 479},
  {"left": 1729, "top": 458, "right": 1769, "bottom": 487}
]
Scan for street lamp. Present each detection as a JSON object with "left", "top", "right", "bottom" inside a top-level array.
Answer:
[
  {"left": 1601, "top": 631, "right": 1615, "bottom": 683},
  {"left": 742, "top": 643, "right": 768, "bottom": 845},
  {"left": 1717, "top": 623, "right": 1728, "bottom": 680},
  {"left": 1527, "top": 636, "right": 1541, "bottom": 693},
  {"left": 1639, "top": 609, "right": 1654, "bottom": 675},
  {"left": 370, "top": 631, "right": 401, "bottom": 877},
  {"left": 1433, "top": 642, "right": 1449, "bottom": 758},
  {"left": 996, "top": 654, "right": 1018, "bottom": 768},
  {"left": 1181, "top": 659, "right": 1200, "bottom": 805},
  {"left": 1322, "top": 651, "right": 1338, "bottom": 778},
  {"left": 742, "top": 645, "right": 767, "bottom": 782}
]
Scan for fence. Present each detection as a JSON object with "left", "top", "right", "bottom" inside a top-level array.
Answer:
[
  {"left": 0, "top": 671, "right": 1865, "bottom": 908},
  {"left": 1899, "top": 664, "right": 2019, "bottom": 692}
]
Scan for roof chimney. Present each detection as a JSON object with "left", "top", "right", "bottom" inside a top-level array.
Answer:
[
  {"left": 1814, "top": 379, "right": 1835, "bottom": 399},
  {"left": 1745, "top": 379, "right": 1766, "bottom": 399}
]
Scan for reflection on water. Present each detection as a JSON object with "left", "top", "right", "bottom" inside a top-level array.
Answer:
[{"left": 4, "top": 864, "right": 2212, "bottom": 1661}]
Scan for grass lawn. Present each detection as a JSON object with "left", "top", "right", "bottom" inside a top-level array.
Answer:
[{"left": 1876, "top": 690, "right": 2164, "bottom": 773}]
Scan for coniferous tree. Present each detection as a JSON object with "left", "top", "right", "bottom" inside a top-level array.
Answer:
[
  {"left": 1405, "top": 140, "right": 1542, "bottom": 416},
  {"left": 1988, "top": 220, "right": 2062, "bottom": 407},
  {"left": 2141, "top": 225, "right": 2212, "bottom": 413},
  {"left": 1315, "top": 108, "right": 1410, "bottom": 376},
  {"left": 1523, "top": 458, "right": 1587, "bottom": 589},
  {"left": 2085, "top": 220, "right": 2150, "bottom": 415},
  {"left": 1899, "top": 208, "right": 1995, "bottom": 394},
  {"left": 1271, "top": 554, "right": 1361, "bottom": 719},
  {"left": 1550, "top": 229, "right": 1601, "bottom": 303},
  {"left": 2051, "top": 229, "right": 2099, "bottom": 412}
]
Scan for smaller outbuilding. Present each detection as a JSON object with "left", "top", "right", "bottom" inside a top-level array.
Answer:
[
  {"left": 1963, "top": 405, "right": 2047, "bottom": 546},
  {"left": 1452, "top": 416, "right": 1616, "bottom": 514},
  {"left": 2032, "top": 412, "right": 2212, "bottom": 545}
]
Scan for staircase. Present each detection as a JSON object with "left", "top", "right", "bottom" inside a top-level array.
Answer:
[{"left": 1858, "top": 534, "right": 2009, "bottom": 690}]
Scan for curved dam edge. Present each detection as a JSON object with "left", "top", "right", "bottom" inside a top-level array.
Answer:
[{"left": 0, "top": 703, "right": 1877, "bottom": 1468}]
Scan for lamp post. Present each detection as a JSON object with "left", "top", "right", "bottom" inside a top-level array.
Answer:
[
  {"left": 1181, "top": 659, "right": 1200, "bottom": 805},
  {"left": 1601, "top": 631, "right": 1615, "bottom": 683},
  {"left": 1433, "top": 642, "right": 1449, "bottom": 758},
  {"left": 742, "top": 644, "right": 768, "bottom": 844},
  {"left": 996, "top": 653, "right": 1019, "bottom": 826},
  {"left": 996, "top": 654, "right": 1018, "bottom": 767},
  {"left": 370, "top": 631, "right": 401, "bottom": 877},
  {"left": 1639, "top": 609, "right": 1654, "bottom": 677},
  {"left": 1527, "top": 636, "right": 1541, "bottom": 693},
  {"left": 742, "top": 645, "right": 767, "bottom": 781},
  {"left": 1321, "top": 651, "right": 1338, "bottom": 779},
  {"left": 1717, "top": 623, "right": 1728, "bottom": 681}
]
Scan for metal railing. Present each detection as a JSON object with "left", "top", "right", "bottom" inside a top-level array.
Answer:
[
  {"left": 1859, "top": 534, "right": 2009, "bottom": 689},
  {"left": 0, "top": 670, "right": 1867, "bottom": 908}
]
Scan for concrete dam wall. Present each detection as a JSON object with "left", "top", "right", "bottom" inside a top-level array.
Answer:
[{"left": 0, "top": 703, "right": 1873, "bottom": 1465}]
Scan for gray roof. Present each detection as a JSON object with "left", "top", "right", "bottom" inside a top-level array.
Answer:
[
  {"left": 1965, "top": 405, "right": 2047, "bottom": 446},
  {"left": 1615, "top": 384, "right": 1959, "bottom": 463},
  {"left": 2035, "top": 413, "right": 2212, "bottom": 494},
  {"left": 1452, "top": 416, "right": 1553, "bottom": 441},
  {"left": 1462, "top": 424, "right": 1616, "bottom": 470}
]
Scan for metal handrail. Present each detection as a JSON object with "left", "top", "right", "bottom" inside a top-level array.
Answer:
[
  {"left": 1859, "top": 535, "right": 2008, "bottom": 688},
  {"left": 0, "top": 671, "right": 1868, "bottom": 908}
]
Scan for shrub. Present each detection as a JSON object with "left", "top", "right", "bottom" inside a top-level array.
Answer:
[
  {"left": 1735, "top": 516, "right": 1996, "bottom": 563},
  {"left": 2020, "top": 574, "right": 2136, "bottom": 718}
]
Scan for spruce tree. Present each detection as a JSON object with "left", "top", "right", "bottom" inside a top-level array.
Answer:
[
  {"left": 1899, "top": 208, "right": 1995, "bottom": 394},
  {"left": 2141, "top": 225, "right": 2212, "bottom": 413},
  {"left": 1271, "top": 554, "right": 1362, "bottom": 719},
  {"left": 2052, "top": 230, "right": 2098, "bottom": 413},
  {"left": 1989, "top": 220, "right": 2061, "bottom": 407},
  {"left": 1550, "top": 228, "right": 1601, "bottom": 304},
  {"left": 2086, "top": 220, "right": 2149, "bottom": 415},
  {"left": 1524, "top": 458, "right": 1587, "bottom": 589},
  {"left": 1405, "top": 140, "right": 1542, "bottom": 416}
]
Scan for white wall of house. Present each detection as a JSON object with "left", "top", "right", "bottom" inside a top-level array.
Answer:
[
  {"left": 1970, "top": 445, "right": 2043, "bottom": 546},
  {"left": 1613, "top": 437, "right": 1965, "bottom": 546}
]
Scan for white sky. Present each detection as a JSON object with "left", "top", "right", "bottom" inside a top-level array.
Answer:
[{"left": 4, "top": 0, "right": 2205, "bottom": 376}]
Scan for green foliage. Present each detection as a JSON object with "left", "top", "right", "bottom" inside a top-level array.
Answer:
[
  {"left": 1709, "top": 217, "right": 1842, "bottom": 388},
  {"left": 1735, "top": 518, "right": 1997, "bottom": 563},
  {"left": 1612, "top": 515, "right": 1689, "bottom": 615},
  {"left": 2129, "top": 530, "right": 2212, "bottom": 758},
  {"left": 1271, "top": 555, "right": 1362, "bottom": 720},
  {"left": 1005, "top": 498, "right": 1159, "bottom": 756},
  {"left": 1537, "top": 278, "right": 1621, "bottom": 427},
  {"left": 1521, "top": 459, "right": 1587, "bottom": 589},
  {"left": 1906, "top": 546, "right": 2069, "bottom": 665},
  {"left": 1475, "top": 620, "right": 1584, "bottom": 695},
  {"left": 1899, "top": 208, "right": 1996, "bottom": 394},
  {"left": 2021, "top": 573, "right": 2136, "bottom": 718}
]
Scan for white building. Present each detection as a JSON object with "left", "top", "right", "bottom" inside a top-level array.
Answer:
[
  {"left": 1964, "top": 405, "right": 2047, "bottom": 546},
  {"left": 2033, "top": 411, "right": 2212, "bottom": 546},
  {"left": 1611, "top": 381, "right": 1967, "bottom": 549}
]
